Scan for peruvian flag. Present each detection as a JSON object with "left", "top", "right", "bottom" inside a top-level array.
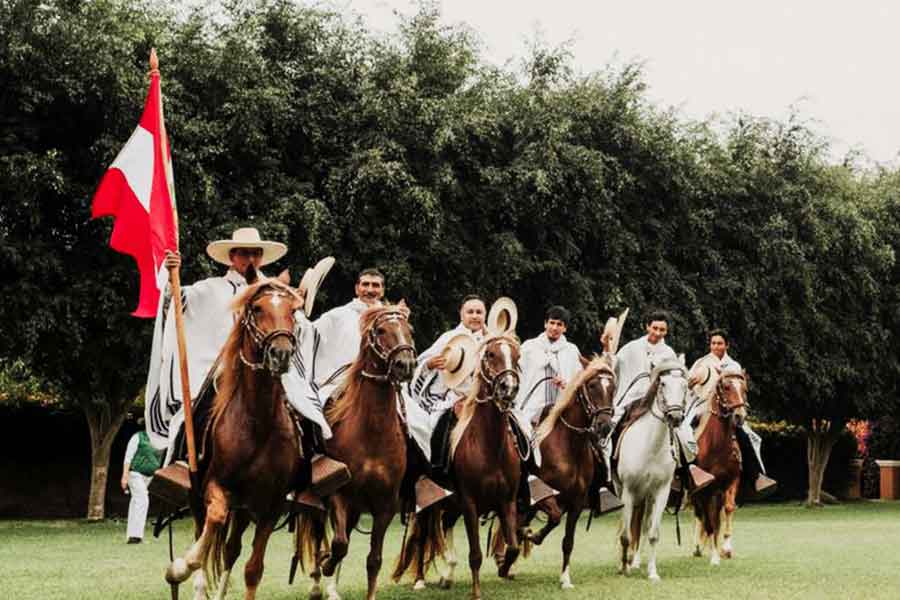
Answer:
[{"left": 91, "top": 51, "right": 178, "bottom": 317}]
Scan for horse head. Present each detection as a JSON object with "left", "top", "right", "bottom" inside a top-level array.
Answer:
[
  {"left": 478, "top": 335, "right": 521, "bottom": 411},
  {"left": 579, "top": 353, "right": 618, "bottom": 438},
  {"left": 362, "top": 304, "right": 417, "bottom": 385},
  {"left": 647, "top": 356, "right": 689, "bottom": 427},
  {"left": 715, "top": 369, "right": 749, "bottom": 427},
  {"left": 236, "top": 268, "right": 302, "bottom": 375}
]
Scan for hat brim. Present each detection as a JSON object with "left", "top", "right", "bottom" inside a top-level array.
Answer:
[
  {"left": 298, "top": 256, "right": 335, "bottom": 317},
  {"left": 439, "top": 334, "right": 479, "bottom": 390},
  {"left": 609, "top": 308, "right": 629, "bottom": 355},
  {"left": 487, "top": 297, "right": 518, "bottom": 337},
  {"left": 206, "top": 240, "right": 287, "bottom": 267}
]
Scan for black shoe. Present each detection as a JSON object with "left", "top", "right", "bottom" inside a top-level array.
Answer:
[{"left": 126, "top": 537, "right": 142, "bottom": 544}]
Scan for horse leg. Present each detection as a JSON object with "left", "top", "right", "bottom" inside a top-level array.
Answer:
[
  {"left": 309, "top": 516, "right": 327, "bottom": 600},
  {"left": 167, "top": 481, "right": 229, "bottom": 589},
  {"left": 707, "top": 494, "right": 722, "bottom": 566},
  {"left": 618, "top": 490, "right": 633, "bottom": 575},
  {"left": 242, "top": 515, "right": 277, "bottom": 600},
  {"left": 461, "top": 499, "right": 483, "bottom": 600},
  {"left": 629, "top": 500, "right": 644, "bottom": 572},
  {"left": 722, "top": 478, "right": 739, "bottom": 559},
  {"left": 645, "top": 485, "right": 670, "bottom": 582},
  {"left": 365, "top": 510, "right": 394, "bottom": 600},
  {"left": 438, "top": 511, "right": 459, "bottom": 589},
  {"left": 321, "top": 495, "right": 350, "bottom": 577},
  {"left": 212, "top": 508, "right": 251, "bottom": 600},
  {"left": 692, "top": 516, "right": 704, "bottom": 558},
  {"left": 559, "top": 507, "right": 581, "bottom": 589},
  {"left": 497, "top": 501, "right": 520, "bottom": 580},
  {"left": 531, "top": 497, "right": 562, "bottom": 546}
]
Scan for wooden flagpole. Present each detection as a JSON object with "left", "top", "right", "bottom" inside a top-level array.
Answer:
[{"left": 150, "top": 48, "right": 198, "bottom": 474}]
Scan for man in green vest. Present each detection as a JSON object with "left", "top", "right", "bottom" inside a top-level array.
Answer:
[{"left": 120, "top": 420, "right": 162, "bottom": 544}]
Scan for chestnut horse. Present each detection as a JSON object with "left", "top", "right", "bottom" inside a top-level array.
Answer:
[
  {"left": 296, "top": 305, "right": 416, "bottom": 600},
  {"left": 615, "top": 358, "right": 688, "bottom": 582},
  {"left": 164, "top": 268, "right": 305, "bottom": 600},
  {"left": 690, "top": 370, "right": 748, "bottom": 564},
  {"left": 394, "top": 335, "right": 522, "bottom": 599},
  {"left": 516, "top": 354, "right": 617, "bottom": 589}
]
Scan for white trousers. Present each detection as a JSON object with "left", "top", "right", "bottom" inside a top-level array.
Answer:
[{"left": 126, "top": 472, "right": 152, "bottom": 540}]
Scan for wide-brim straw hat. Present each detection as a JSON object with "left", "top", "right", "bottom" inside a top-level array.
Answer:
[
  {"left": 439, "top": 334, "right": 479, "bottom": 390},
  {"left": 602, "top": 307, "right": 630, "bottom": 355},
  {"left": 298, "top": 256, "right": 336, "bottom": 317},
  {"left": 206, "top": 227, "right": 287, "bottom": 267},
  {"left": 487, "top": 297, "right": 518, "bottom": 337}
]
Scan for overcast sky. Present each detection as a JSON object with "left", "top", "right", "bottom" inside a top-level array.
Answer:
[{"left": 341, "top": 0, "right": 899, "bottom": 165}]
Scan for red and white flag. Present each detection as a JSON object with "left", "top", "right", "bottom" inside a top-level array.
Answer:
[{"left": 91, "top": 51, "right": 178, "bottom": 317}]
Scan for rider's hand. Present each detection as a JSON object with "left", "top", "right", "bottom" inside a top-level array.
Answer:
[
  {"left": 552, "top": 376, "right": 566, "bottom": 389},
  {"left": 427, "top": 355, "right": 447, "bottom": 370},
  {"left": 120, "top": 474, "right": 128, "bottom": 492},
  {"left": 164, "top": 250, "right": 181, "bottom": 272}
]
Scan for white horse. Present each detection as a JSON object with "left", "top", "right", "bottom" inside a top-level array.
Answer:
[{"left": 614, "top": 357, "right": 688, "bottom": 582}]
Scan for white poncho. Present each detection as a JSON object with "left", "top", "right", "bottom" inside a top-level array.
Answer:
[{"left": 516, "top": 333, "right": 583, "bottom": 425}]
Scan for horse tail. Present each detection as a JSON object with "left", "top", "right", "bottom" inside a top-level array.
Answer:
[
  {"left": 202, "top": 510, "right": 233, "bottom": 590},
  {"left": 392, "top": 508, "right": 447, "bottom": 582},
  {"left": 489, "top": 516, "right": 507, "bottom": 560},
  {"left": 295, "top": 510, "right": 327, "bottom": 575},
  {"left": 520, "top": 527, "right": 534, "bottom": 559},
  {"left": 630, "top": 501, "right": 644, "bottom": 554}
]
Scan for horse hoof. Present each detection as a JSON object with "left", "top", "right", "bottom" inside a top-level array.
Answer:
[
  {"left": 711, "top": 556, "right": 721, "bottom": 566},
  {"left": 561, "top": 582, "right": 575, "bottom": 590},
  {"left": 165, "top": 559, "right": 190, "bottom": 584},
  {"left": 693, "top": 548, "right": 702, "bottom": 558},
  {"left": 309, "top": 587, "right": 323, "bottom": 600},
  {"left": 723, "top": 549, "right": 733, "bottom": 559},
  {"left": 438, "top": 577, "right": 453, "bottom": 590},
  {"left": 649, "top": 573, "right": 661, "bottom": 583},
  {"left": 413, "top": 579, "right": 426, "bottom": 590}
]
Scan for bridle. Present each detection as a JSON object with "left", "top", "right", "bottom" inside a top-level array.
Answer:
[
  {"left": 711, "top": 373, "right": 748, "bottom": 418},
  {"left": 476, "top": 337, "right": 521, "bottom": 411},
  {"left": 648, "top": 367, "right": 687, "bottom": 424},
  {"left": 361, "top": 310, "right": 416, "bottom": 384},
  {"left": 560, "top": 366, "right": 616, "bottom": 437},
  {"left": 238, "top": 286, "right": 298, "bottom": 371}
]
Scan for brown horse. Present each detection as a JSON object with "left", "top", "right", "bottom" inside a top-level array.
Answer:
[
  {"left": 514, "top": 354, "right": 617, "bottom": 589},
  {"left": 296, "top": 305, "right": 416, "bottom": 600},
  {"left": 690, "top": 370, "right": 748, "bottom": 565},
  {"left": 394, "top": 335, "right": 522, "bottom": 599},
  {"left": 164, "top": 268, "right": 305, "bottom": 600}
]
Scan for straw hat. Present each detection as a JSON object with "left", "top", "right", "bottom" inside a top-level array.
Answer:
[
  {"left": 206, "top": 227, "right": 287, "bottom": 267},
  {"left": 298, "top": 256, "right": 336, "bottom": 317},
  {"left": 602, "top": 308, "right": 630, "bottom": 355},
  {"left": 487, "top": 297, "right": 518, "bottom": 337},
  {"left": 439, "top": 334, "right": 479, "bottom": 390}
]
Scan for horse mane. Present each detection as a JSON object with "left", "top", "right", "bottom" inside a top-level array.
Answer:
[
  {"left": 325, "top": 304, "right": 404, "bottom": 426},
  {"left": 211, "top": 277, "right": 302, "bottom": 423},
  {"left": 534, "top": 353, "right": 614, "bottom": 444},
  {"left": 449, "top": 334, "right": 520, "bottom": 457},
  {"left": 622, "top": 357, "right": 686, "bottom": 425}
]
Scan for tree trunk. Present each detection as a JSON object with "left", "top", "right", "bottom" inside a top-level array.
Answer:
[
  {"left": 84, "top": 403, "right": 129, "bottom": 521},
  {"left": 806, "top": 420, "right": 841, "bottom": 508}
]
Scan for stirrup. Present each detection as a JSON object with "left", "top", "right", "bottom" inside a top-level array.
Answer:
[
  {"left": 688, "top": 465, "right": 715, "bottom": 493},
  {"left": 309, "top": 454, "right": 351, "bottom": 497},
  {"left": 752, "top": 474, "right": 778, "bottom": 500},
  {"left": 528, "top": 475, "right": 559, "bottom": 506},
  {"left": 597, "top": 486, "right": 624, "bottom": 514},
  {"left": 415, "top": 476, "right": 453, "bottom": 512}
]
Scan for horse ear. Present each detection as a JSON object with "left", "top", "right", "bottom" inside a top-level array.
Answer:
[
  {"left": 245, "top": 264, "right": 259, "bottom": 285},
  {"left": 579, "top": 355, "right": 590, "bottom": 369},
  {"left": 276, "top": 269, "right": 291, "bottom": 285}
]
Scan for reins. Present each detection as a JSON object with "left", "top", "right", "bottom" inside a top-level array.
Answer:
[
  {"left": 359, "top": 310, "right": 416, "bottom": 385},
  {"left": 237, "top": 287, "right": 297, "bottom": 371}
]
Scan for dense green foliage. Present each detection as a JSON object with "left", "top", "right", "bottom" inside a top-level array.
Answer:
[{"left": 2, "top": 0, "right": 899, "bottom": 509}]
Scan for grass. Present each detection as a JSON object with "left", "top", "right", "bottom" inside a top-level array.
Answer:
[{"left": 2, "top": 501, "right": 899, "bottom": 599}]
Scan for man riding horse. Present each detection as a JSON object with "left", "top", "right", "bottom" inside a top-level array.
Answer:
[
  {"left": 607, "top": 309, "right": 715, "bottom": 495},
  {"left": 145, "top": 227, "right": 340, "bottom": 482},
  {"left": 687, "top": 329, "right": 777, "bottom": 499}
]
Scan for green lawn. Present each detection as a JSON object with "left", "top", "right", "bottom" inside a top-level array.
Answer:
[{"left": 2, "top": 502, "right": 898, "bottom": 599}]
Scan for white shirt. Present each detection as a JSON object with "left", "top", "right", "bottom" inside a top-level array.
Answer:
[
  {"left": 409, "top": 323, "right": 485, "bottom": 414},
  {"left": 614, "top": 334, "right": 677, "bottom": 409},
  {"left": 310, "top": 298, "right": 375, "bottom": 398},
  {"left": 144, "top": 269, "right": 249, "bottom": 449},
  {"left": 517, "top": 333, "right": 582, "bottom": 422}
]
